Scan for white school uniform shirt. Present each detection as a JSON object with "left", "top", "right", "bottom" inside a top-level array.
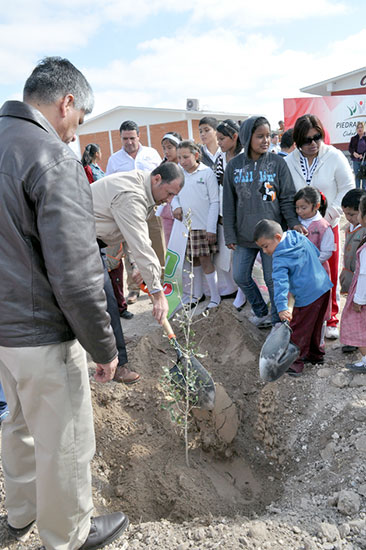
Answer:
[
  {"left": 106, "top": 144, "right": 161, "bottom": 174},
  {"left": 298, "top": 212, "right": 335, "bottom": 263},
  {"left": 202, "top": 144, "right": 221, "bottom": 165},
  {"left": 171, "top": 163, "right": 219, "bottom": 233}
]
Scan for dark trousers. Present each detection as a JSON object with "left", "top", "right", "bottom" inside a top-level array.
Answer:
[
  {"left": 290, "top": 291, "right": 330, "bottom": 373},
  {"left": 100, "top": 249, "right": 128, "bottom": 367},
  {"left": 109, "top": 262, "right": 127, "bottom": 314}
]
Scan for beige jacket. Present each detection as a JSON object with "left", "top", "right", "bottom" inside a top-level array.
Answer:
[{"left": 91, "top": 170, "right": 162, "bottom": 292}]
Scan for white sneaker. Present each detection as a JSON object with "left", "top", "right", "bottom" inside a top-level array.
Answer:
[
  {"left": 249, "top": 313, "right": 272, "bottom": 329},
  {"left": 325, "top": 326, "right": 339, "bottom": 339},
  {"left": 205, "top": 299, "right": 221, "bottom": 310}
]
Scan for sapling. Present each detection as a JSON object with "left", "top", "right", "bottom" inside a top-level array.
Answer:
[{"left": 160, "top": 211, "right": 210, "bottom": 467}]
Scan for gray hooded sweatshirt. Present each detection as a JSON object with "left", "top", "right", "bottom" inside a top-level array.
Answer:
[{"left": 223, "top": 116, "right": 298, "bottom": 248}]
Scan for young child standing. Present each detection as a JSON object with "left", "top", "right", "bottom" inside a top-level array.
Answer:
[
  {"left": 223, "top": 116, "right": 304, "bottom": 328},
  {"left": 340, "top": 189, "right": 366, "bottom": 353},
  {"left": 340, "top": 195, "right": 366, "bottom": 372},
  {"left": 295, "top": 186, "right": 335, "bottom": 276},
  {"left": 157, "top": 132, "right": 182, "bottom": 244},
  {"left": 199, "top": 117, "right": 221, "bottom": 169},
  {"left": 340, "top": 189, "right": 366, "bottom": 294},
  {"left": 172, "top": 140, "right": 221, "bottom": 309},
  {"left": 254, "top": 219, "right": 332, "bottom": 376}
]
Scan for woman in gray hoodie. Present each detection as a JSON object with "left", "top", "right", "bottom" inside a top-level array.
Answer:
[{"left": 223, "top": 116, "right": 304, "bottom": 328}]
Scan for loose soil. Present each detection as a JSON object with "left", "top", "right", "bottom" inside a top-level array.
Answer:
[{"left": 1, "top": 264, "right": 366, "bottom": 549}]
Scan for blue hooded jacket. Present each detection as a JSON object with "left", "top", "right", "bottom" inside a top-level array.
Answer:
[{"left": 272, "top": 230, "right": 333, "bottom": 312}]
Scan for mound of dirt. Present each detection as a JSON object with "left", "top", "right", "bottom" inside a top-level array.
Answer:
[
  {"left": 90, "top": 303, "right": 280, "bottom": 523},
  {"left": 2, "top": 300, "right": 366, "bottom": 550},
  {"left": 89, "top": 301, "right": 366, "bottom": 549}
]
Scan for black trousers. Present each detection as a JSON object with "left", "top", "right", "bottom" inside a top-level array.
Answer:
[{"left": 100, "top": 247, "right": 128, "bottom": 366}]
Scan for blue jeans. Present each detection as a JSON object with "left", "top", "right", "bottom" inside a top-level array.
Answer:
[
  {"left": 0, "top": 382, "right": 9, "bottom": 417},
  {"left": 233, "top": 246, "right": 279, "bottom": 325}
]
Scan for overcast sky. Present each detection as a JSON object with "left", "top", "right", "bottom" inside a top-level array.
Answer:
[{"left": 1, "top": 0, "right": 365, "bottom": 128}]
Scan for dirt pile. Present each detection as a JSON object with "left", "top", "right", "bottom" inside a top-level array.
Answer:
[
  {"left": 90, "top": 303, "right": 280, "bottom": 523},
  {"left": 1, "top": 301, "right": 366, "bottom": 549}
]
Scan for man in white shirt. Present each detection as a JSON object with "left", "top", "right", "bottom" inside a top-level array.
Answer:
[
  {"left": 106, "top": 120, "right": 164, "bottom": 304},
  {"left": 106, "top": 120, "right": 162, "bottom": 174}
]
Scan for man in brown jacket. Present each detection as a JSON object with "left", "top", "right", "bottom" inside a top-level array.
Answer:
[{"left": 0, "top": 57, "right": 128, "bottom": 550}]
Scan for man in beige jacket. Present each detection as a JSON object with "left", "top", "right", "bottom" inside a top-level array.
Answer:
[{"left": 91, "top": 162, "right": 184, "bottom": 324}]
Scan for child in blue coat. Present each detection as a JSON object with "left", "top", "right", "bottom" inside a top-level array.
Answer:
[{"left": 254, "top": 219, "right": 332, "bottom": 376}]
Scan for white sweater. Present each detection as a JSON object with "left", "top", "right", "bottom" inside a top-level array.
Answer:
[
  {"left": 285, "top": 143, "right": 355, "bottom": 227},
  {"left": 171, "top": 163, "right": 219, "bottom": 233}
]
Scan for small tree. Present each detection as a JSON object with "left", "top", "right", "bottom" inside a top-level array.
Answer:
[{"left": 161, "top": 211, "right": 209, "bottom": 467}]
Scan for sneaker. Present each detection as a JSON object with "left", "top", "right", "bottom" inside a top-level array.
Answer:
[
  {"left": 345, "top": 361, "right": 366, "bottom": 373},
  {"left": 249, "top": 313, "right": 272, "bottom": 329},
  {"left": 8, "top": 520, "right": 36, "bottom": 542},
  {"left": 325, "top": 326, "right": 339, "bottom": 339},
  {"left": 205, "top": 299, "right": 221, "bottom": 310}
]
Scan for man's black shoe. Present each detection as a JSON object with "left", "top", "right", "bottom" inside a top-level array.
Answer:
[
  {"left": 79, "top": 512, "right": 129, "bottom": 550},
  {"left": 8, "top": 520, "right": 36, "bottom": 542},
  {"left": 120, "top": 310, "right": 134, "bottom": 320}
]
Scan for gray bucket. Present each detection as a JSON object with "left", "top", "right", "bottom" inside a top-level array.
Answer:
[{"left": 259, "top": 322, "right": 300, "bottom": 382}]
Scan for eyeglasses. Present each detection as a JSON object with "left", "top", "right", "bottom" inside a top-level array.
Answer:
[{"left": 302, "top": 133, "right": 322, "bottom": 146}]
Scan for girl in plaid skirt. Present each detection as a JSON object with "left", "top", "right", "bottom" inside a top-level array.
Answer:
[
  {"left": 341, "top": 194, "right": 366, "bottom": 372},
  {"left": 172, "top": 140, "right": 221, "bottom": 309}
]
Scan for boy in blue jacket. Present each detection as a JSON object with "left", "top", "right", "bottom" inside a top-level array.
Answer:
[{"left": 254, "top": 219, "right": 332, "bottom": 376}]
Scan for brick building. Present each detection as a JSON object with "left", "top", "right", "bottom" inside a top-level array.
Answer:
[{"left": 76, "top": 105, "right": 247, "bottom": 171}]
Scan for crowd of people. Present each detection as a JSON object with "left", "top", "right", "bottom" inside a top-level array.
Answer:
[{"left": 0, "top": 55, "right": 365, "bottom": 550}]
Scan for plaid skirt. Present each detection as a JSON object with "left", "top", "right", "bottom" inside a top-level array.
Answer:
[{"left": 186, "top": 229, "right": 219, "bottom": 259}]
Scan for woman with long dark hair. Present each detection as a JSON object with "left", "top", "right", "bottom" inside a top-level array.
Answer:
[
  {"left": 214, "top": 120, "right": 246, "bottom": 308},
  {"left": 224, "top": 116, "right": 302, "bottom": 328},
  {"left": 82, "top": 143, "right": 104, "bottom": 183}
]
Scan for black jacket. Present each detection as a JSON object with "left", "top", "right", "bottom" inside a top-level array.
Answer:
[
  {"left": 0, "top": 101, "right": 117, "bottom": 363},
  {"left": 349, "top": 133, "right": 366, "bottom": 161}
]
